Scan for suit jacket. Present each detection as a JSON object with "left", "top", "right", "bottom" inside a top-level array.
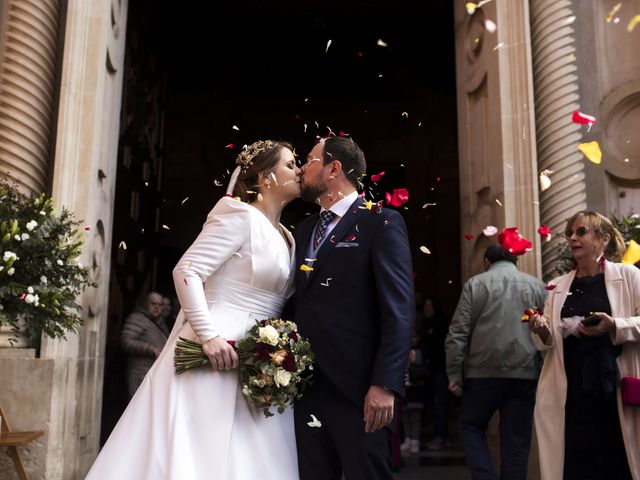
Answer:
[
  {"left": 532, "top": 261, "right": 640, "bottom": 480},
  {"left": 293, "top": 197, "right": 415, "bottom": 407}
]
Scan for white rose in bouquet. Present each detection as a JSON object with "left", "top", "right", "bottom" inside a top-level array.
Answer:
[
  {"left": 258, "top": 325, "right": 279, "bottom": 346},
  {"left": 274, "top": 369, "right": 292, "bottom": 388}
]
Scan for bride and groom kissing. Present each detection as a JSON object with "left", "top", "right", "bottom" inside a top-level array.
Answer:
[{"left": 87, "top": 136, "right": 415, "bottom": 479}]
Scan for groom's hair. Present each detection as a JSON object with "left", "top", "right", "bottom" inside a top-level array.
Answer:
[{"left": 319, "top": 136, "right": 366, "bottom": 189}]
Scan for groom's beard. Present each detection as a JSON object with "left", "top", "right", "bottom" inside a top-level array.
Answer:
[{"left": 300, "top": 183, "right": 327, "bottom": 204}]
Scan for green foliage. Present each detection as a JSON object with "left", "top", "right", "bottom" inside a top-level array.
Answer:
[
  {"left": 556, "top": 212, "right": 640, "bottom": 276},
  {"left": 0, "top": 181, "right": 95, "bottom": 341}
]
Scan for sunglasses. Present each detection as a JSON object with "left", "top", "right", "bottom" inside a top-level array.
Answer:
[{"left": 565, "top": 226, "right": 591, "bottom": 239}]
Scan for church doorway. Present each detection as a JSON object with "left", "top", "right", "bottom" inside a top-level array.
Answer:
[{"left": 100, "top": 0, "right": 460, "bottom": 443}]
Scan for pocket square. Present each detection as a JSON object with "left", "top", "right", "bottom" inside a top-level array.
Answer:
[{"left": 335, "top": 242, "right": 359, "bottom": 248}]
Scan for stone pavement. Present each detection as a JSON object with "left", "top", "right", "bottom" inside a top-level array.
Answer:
[{"left": 393, "top": 442, "right": 469, "bottom": 480}]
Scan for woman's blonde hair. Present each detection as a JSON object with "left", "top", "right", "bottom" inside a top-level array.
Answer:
[{"left": 564, "top": 211, "right": 626, "bottom": 262}]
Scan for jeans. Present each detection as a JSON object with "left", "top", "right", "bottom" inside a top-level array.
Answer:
[{"left": 458, "top": 378, "right": 537, "bottom": 480}]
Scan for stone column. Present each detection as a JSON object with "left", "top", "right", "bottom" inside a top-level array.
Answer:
[
  {"left": 529, "top": 0, "right": 587, "bottom": 280},
  {"left": 0, "top": 0, "right": 61, "bottom": 194}
]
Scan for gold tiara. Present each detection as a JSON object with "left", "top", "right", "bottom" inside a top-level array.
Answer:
[{"left": 236, "top": 140, "right": 275, "bottom": 171}]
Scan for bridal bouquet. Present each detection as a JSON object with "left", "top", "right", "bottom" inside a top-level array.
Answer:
[{"left": 174, "top": 318, "right": 315, "bottom": 417}]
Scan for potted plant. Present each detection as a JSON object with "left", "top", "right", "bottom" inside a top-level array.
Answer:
[{"left": 0, "top": 181, "right": 94, "bottom": 348}]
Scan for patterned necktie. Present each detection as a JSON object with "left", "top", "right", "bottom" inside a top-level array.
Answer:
[{"left": 313, "top": 210, "right": 336, "bottom": 250}]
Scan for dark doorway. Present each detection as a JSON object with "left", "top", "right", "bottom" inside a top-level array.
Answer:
[{"left": 101, "top": 0, "right": 460, "bottom": 442}]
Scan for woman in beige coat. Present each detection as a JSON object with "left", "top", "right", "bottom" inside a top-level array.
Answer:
[{"left": 529, "top": 211, "right": 640, "bottom": 480}]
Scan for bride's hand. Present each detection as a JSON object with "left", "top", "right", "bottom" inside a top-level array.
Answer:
[{"left": 202, "top": 336, "right": 239, "bottom": 371}]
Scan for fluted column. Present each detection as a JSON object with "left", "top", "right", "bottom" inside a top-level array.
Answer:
[
  {"left": 530, "top": 0, "right": 587, "bottom": 280},
  {"left": 0, "top": 0, "right": 61, "bottom": 195}
]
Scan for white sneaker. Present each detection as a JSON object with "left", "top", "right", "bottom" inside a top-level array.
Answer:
[
  {"left": 426, "top": 436, "right": 444, "bottom": 451},
  {"left": 410, "top": 439, "right": 420, "bottom": 454}
]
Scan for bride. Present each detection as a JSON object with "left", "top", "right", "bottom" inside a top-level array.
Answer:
[{"left": 86, "top": 140, "right": 301, "bottom": 479}]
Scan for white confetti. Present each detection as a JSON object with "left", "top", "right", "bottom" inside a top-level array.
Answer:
[
  {"left": 307, "top": 414, "right": 322, "bottom": 428},
  {"left": 320, "top": 278, "right": 332, "bottom": 287},
  {"left": 485, "top": 19, "right": 497, "bottom": 32},
  {"left": 232, "top": 125, "right": 239, "bottom": 131},
  {"left": 326, "top": 39, "right": 332, "bottom": 52},
  {"left": 420, "top": 246, "right": 431, "bottom": 254},
  {"left": 377, "top": 39, "right": 388, "bottom": 47}
]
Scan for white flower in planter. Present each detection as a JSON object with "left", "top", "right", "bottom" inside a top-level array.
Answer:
[
  {"left": 27, "top": 286, "right": 34, "bottom": 294},
  {"left": 56, "top": 259, "right": 63, "bottom": 266},
  {"left": 26, "top": 220, "right": 38, "bottom": 231},
  {"left": 24, "top": 293, "right": 39, "bottom": 306},
  {"left": 40, "top": 275, "right": 47, "bottom": 284},
  {"left": 7, "top": 267, "right": 15, "bottom": 276},
  {"left": 3, "top": 251, "right": 18, "bottom": 262},
  {"left": 21, "top": 233, "right": 29, "bottom": 240}
]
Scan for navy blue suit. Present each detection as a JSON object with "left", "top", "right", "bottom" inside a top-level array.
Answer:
[{"left": 293, "top": 197, "right": 414, "bottom": 480}]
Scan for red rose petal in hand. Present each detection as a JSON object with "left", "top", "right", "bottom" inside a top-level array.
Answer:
[
  {"left": 385, "top": 188, "right": 409, "bottom": 207},
  {"left": 497, "top": 227, "right": 533, "bottom": 256}
]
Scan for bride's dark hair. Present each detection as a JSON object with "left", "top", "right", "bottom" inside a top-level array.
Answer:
[{"left": 232, "top": 140, "right": 293, "bottom": 203}]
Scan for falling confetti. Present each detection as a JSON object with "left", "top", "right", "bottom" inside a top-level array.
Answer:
[
  {"left": 537, "top": 225, "right": 552, "bottom": 240},
  {"left": 225, "top": 143, "right": 234, "bottom": 148},
  {"left": 377, "top": 39, "right": 388, "bottom": 47},
  {"left": 370, "top": 171, "right": 385, "bottom": 182},
  {"left": 578, "top": 141, "right": 602, "bottom": 164},
  {"left": 422, "top": 203, "right": 437, "bottom": 209},
  {"left": 385, "top": 188, "right": 409, "bottom": 207},
  {"left": 84, "top": 225, "right": 91, "bottom": 231},
  {"left": 162, "top": 224, "right": 170, "bottom": 230},
  {"left": 464, "top": 234, "right": 475, "bottom": 240},
  {"left": 466, "top": 2, "right": 478, "bottom": 14},
  {"left": 326, "top": 39, "right": 332, "bottom": 52},
  {"left": 181, "top": 197, "right": 189, "bottom": 204},
  {"left": 544, "top": 283, "right": 557, "bottom": 291},
  {"left": 606, "top": 2, "right": 622, "bottom": 23},
  {"left": 320, "top": 278, "right": 332, "bottom": 287},
  {"left": 495, "top": 198, "right": 503, "bottom": 206},
  {"left": 232, "top": 125, "right": 239, "bottom": 131},
  {"left": 564, "top": 15, "right": 576, "bottom": 25},
  {"left": 419, "top": 246, "right": 431, "bottom": 254},
  {"left": 300, "top": 264, "right": 314, "bottom": 272},
  {"left": 497, "top": 227, "right": 533, "bottom": 256},
  {"left": 539, "top": 169, "right": 553, "bottom": 192},
  {"left": 572, "top": 111, "right": 596, "bottom": 126},
  {"left": 622, "top": 239, "right": 640, "bottom": 265},
  {"left": 493, "top": 42, "right": 505, "bottom": 51},
  {"left": 627, "top": 15, "right": 640, "bottom": 32},
  {"left": 307, "top": 414, "right": 322, "bottom": 427},
  {"left": 483, "top": 225, "right": 498, "bottom": 237},
  {"left": 119, "top": 241, "right": 127, "bottom": 250},
  {"left": 401, "top": 112, "right": 409, "bottom": 117},
  {"left": 485, "top": 19, "right": 497, "bottom": 32}
]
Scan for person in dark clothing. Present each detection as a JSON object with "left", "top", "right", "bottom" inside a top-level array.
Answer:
[{"left": 420, "top": 295, "right": 450, "bottom": 450}]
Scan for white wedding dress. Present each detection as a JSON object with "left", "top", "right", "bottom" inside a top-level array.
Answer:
[{"left": 86, "top": 197, "right": 299, "bottom": 479}]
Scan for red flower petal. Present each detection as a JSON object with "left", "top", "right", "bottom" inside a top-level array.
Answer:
[
  {"left": 384, "top": 188, "right": 409, "bottom": 207},
  {"left": 464, "top": 234, "right": 475, "bottom": 240},
  {"left": 571, "top": 111, "right": 596, "bottom": 126},
  {"left": 370, "top": 171, "right": 385, "bottom": 183},
  {"left": 544, "top": 283, "right": 556, "bottom": 291},
  {"left": 497, "top": 227, "right": 533, "bottom": 256},
  {"left": 537, "top": 225, "right": 552, "bottom": 239},
  {"left": 225, "top": 143, "right": 234, "bottom": 148},
  {"left": 345, "top": 235, "right": 356, "bottom": 241}
]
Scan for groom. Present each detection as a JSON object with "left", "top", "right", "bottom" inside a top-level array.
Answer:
[{"left": 293, "top": 136, "right": 414, "bottom": 479}]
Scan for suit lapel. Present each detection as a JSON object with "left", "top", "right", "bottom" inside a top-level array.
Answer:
[{"left": 304, "top": 198, "right": 363, "bottom": 286}]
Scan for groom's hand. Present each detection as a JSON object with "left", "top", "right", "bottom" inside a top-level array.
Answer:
[
  {"left": 203, "top": 336, "right": 239, "bottom": 371},
  {"left": 364, "top": 385, "right": 395, "bottom": 433}
]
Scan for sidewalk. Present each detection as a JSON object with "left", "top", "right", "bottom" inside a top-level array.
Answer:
[{"left": 394, "top": 441, "right": 469, "bottom": 480}]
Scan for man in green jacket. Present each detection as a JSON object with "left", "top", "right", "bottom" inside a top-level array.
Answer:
[{"left": 445, "top": 244, "right": 547, "bottom": 480}]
